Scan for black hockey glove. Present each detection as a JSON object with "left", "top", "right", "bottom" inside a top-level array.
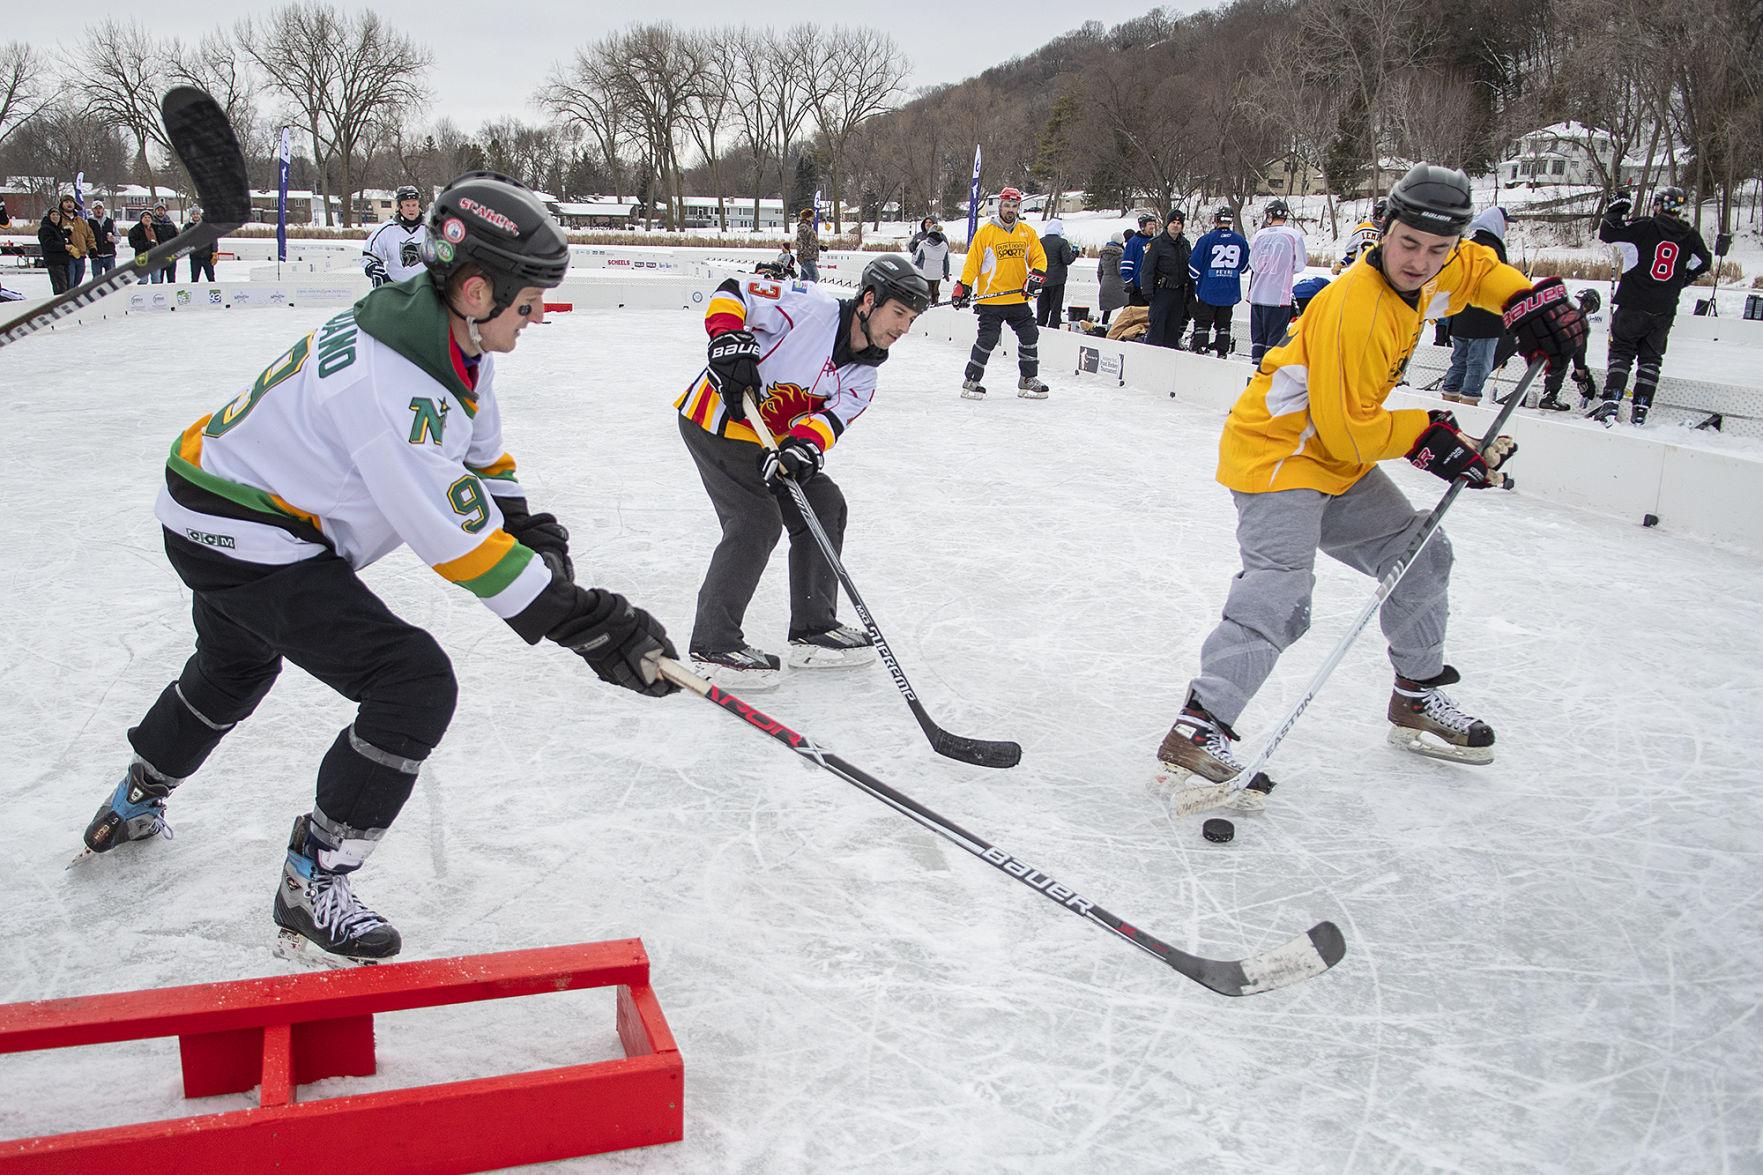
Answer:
[
  {"left": 1024, "top": 269, "right": 1047, "bottom": 296},
  {"left": 707, "top": 330, "right": 764, "bottom": 423},
  {"left": 548, "top": 587, "right": 679, "bottom": 697},
  {"left": 950, "top": 282, "right": 971, "bottom": 309},
  {"left": 500, "top": 498, "right": 572, "bottom": 581},
  {"left": 1604, "top": 194, "right": 1632, "bottom": 221},
  {"left": 758, "top": 435, "right": 823, "bottom": 490},
  {"left": 1502, "top": 277, "right": 1586, "bottom": 372},
  {"left": 1406, "top": 411, "right": 1510, "bottom": 489},
  {"left": 364, "top": 257, "right": 390, "bottom": 287}
]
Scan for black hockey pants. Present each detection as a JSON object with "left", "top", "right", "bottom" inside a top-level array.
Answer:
[
  {"left": 1189, "top": 301, "right": 1234, "bottom": 357},
  {"left": 1603, "top": 306, "right": 1674, "bottom": 409},
  {"left": 966, "top": 302, "right": 1039, "bottom": 381},
  {"left": 128, "top": 531, "right": 457, "bottom": 833}
]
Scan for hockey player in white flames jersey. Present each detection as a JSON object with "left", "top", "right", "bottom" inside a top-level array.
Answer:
[
  {"left": 676, "top": 256, "right": 930, "bottom": 688},
  {"left": 78, "top": 172, "right": 678, "bottom": 965},
  {"left": 361, "top": 184, "right": 430, "bottom": 286}
]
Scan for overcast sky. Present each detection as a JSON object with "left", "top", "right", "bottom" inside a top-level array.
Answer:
[{"left": 19, "top": 1, "right": 1183, "bottom": 131}]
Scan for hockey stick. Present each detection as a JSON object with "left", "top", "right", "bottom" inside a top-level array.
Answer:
[
  {"left": 1175, "top": 357, "right": 1546, "bottom": 818},
  {"left": 659, "top": 657, "right": 1345, "bottom": 996},
  {"left": 0, "top": 87, "right": 250, "bottom": 350},
  {"left": 745, "top": 393, "right": 1022, "bottom": 768}
]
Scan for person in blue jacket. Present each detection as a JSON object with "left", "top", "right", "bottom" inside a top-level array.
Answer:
[
  {"left": 1119, "top": 213, "right": 1156, "bottom": 307},
  {"left": 1187, "top": 206, "right": 1250, "bottom": 357}
]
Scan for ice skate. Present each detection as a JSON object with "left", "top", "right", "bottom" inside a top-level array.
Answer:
[
  {"left": 788, "top": 623, "right": 876, "bottom": 669},
  {"left": 1016, "top": 375, "right": 1049, "bottom": 400},
  {"left": 1386, "top": 666, "right": 1495, "bottom": 765},
  {"left": 1629, "top": 393, "right": 1653, "bottom": 427},
  {"left": 1152, "top": 703, "right": 1274, "bottom": 815},
  {"left": 272, "top": 813, "right": 401, "bottom": 968},
  {"left": 689, "top": 645, "right": 784, "bottom": 691},
  {"left": 73, "top": 760, "right": 176, "bottom": 866},
  {"left": 1534, "top": 390, "right": 1571, "bottom": 412},
  {"left": 1586, "top": 398, "right": 1621, "bottom": 426},
  {"left": 960, "top": 378, "right": 987, "bottom": 400}
]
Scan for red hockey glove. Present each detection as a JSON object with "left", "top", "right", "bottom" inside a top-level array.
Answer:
[
  {"left": 1024, "top": 269, "right": 1047, "bottom": 296},
  {"left": 1406, "top": 411, "right": 1512, "bottom": 489},
  {"left": 950, "top": 282, "right": 971, "bottom": 309}
]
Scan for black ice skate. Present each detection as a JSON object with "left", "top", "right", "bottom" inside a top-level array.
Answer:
[
  {"left": 787, "top": 623, "right": 876, "bottom": 669},
  {"left": 690, "top": 645, "right": 784, "bottom": 691},
  {"left": 1387, "top": 666, "right": 1495, "bottom": 765},
  {"left": 1016, "top": 375, "right": 1049, "bottom": 400},
  {"left": 73, "top": 760, "right": 177, "bottom": 866},
  {"left": 1534, "top": 390, "right": 1572, "bottom": 412},
  {"left": 273, "top": 813, "right": 401, "bottom": 967},
  {"left": 1630, "top": 392, "right": 1653, "bottom": 427},
  {"left": 960, "top": 378, "right": 987, "bottom": 400},
  {"left": 1586, "top": 399, "right": 1621, "bottom": 427},
  {"left": 1153, "top": 702, "right": 1275, "bottom": 814}
]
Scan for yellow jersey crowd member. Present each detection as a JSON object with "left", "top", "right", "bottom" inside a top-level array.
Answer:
[{"left": 951, "top": 186, "right": 1051, "bottom": 400}]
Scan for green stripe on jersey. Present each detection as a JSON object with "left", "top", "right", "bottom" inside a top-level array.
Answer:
[
  {"left": 167, "top": 439, "right": 299, "bottom": 522},
  {"left": 457, "top": 542, "right": 536, "bottom": 599}
]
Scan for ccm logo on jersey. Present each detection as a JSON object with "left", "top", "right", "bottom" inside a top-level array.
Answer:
[
  {"left": 184, "top": 528, "right": 236, "bottom": 549},
  {"left": 456, "top": 197, "right": 518, "bottom": 234}
]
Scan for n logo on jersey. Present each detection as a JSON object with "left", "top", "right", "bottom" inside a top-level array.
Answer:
[
  {"left": 400, "top": 240, "right": 421, "bottom": 269},
  {"left": 409, "top": 397, "right": 449, "bottom": 445}
]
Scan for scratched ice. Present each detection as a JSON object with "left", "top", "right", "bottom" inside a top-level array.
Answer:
[{"left": 3, "top": 293, "right": 1760, "bottom": 1173}]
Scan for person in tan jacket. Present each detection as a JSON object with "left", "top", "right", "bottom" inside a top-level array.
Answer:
[{"left": 58, "top": 194, "right": 96, "bottom": 286}]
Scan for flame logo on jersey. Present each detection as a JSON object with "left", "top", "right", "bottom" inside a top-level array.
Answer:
[{"left": 758, "top": 382, "right": 821, "bottom": 434}]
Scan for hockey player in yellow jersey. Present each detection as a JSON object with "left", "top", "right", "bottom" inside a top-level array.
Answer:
[
  {"left": 950, "top": 187, "right": 1050, "bottom": 399},
  {"left": 1333, "top": 198, "right": 1385, "bottom": 273},
  {"left": 1152, "top": 165, "right": 1587, "bottom": 806}
]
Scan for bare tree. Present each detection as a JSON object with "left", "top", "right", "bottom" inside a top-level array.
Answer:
[
  {"left": 0, "top": 42, "right": 52, "bottom": 151},
  {"left": 605, "top": 24, "right": 705, "bottom": 230},
  {"left": 771, "top": 25, "right": 830, "bottom": 224},
  {"left": 540, "top": 45, "right": 628, "bottom": 201},
  {"left": 165, "top": 30, "right": 270, "bottom": 186},
  {"left": 78, "top": 21, "right": 169, "bottom": 198},
  {"left": 322, "top": 10, "right": 430, "bottom": 225},
  {"left": 683, "top": 30, "right": 739, "bottom": 231},
  {"left": 728, "top": 27, "right": 780, "bottom": 229},
  {"left": 1300, "top": 0, "right": 1436, "bottom": 192},
  {"left": 240, "top": 3, "right": 342, "bottom": 223},
  {"left": 811, "top": 26, "right": 908, "bottom": 233}
]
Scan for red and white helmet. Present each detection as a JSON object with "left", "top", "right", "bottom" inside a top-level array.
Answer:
[{"left": 998, "top": 187, "right": 1023, "bottom": 203}]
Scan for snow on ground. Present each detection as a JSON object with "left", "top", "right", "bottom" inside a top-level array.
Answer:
[{"left": 4, "top": 301, "right": 1763, "bottom": 1172}]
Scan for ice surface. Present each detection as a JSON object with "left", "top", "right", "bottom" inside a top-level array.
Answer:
[{"left": 3, "top": 299, "right": 1761, "bottom": 1172}]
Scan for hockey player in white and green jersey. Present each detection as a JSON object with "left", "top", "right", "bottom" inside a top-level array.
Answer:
[{"left": 78, "top": 172, "right": 678, "bottom": 966}]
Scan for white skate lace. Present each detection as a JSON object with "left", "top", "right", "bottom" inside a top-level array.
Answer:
[
  {"left": 310, "top": 874, "right": 388, "bottom": 940},
  {"left": 1415, "top": 688, "right": 1475, "bottom": 735},
  {"left": 1174, "top": 715, "right": 1245, "bottom": 774}
]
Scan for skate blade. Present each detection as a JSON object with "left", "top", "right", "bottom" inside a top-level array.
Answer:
[
  {"left": 1017, "top": 390, "right": 1049, "bottom": 400},
  {"left": 960, "top": 390, "right": 986, "bottom": 400},
  {"left": 1153, "top": 764, "right": 1268, "bottom": 816},
  {"left": 786, "top": 645, "right": 877, "bottom": 669},
  {"left": 273, "top": 929, "right": 384, "bottom": 970},
  {"left": 688, "top": 661, "right": 784, "bottom": 692},
  {"left": 1386, "top": 726, "right": 1494, "bottom": 766},
  {"left": 66, "top": 847, "right": 99, "bottom": 870}
]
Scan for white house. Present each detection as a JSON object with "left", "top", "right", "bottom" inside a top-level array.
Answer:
[{"left": 1499, "top": 122, "right": 1650, "bottom": 188}]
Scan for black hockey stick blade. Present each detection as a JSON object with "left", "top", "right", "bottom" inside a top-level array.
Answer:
[
  {"left": 161, "top": 87, "right": 251, "bottom": 227},
  {"left": 0, "top": 88, "right": 247, "bottom": 349},
  {"left": 661, "top": 659, "right": 1346, "bottom": 997},
  {"left": 928, "top": 726, "right": 1022, "bottom": 769}
]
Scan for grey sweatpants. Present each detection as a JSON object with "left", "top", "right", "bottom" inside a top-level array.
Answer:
[
  {"left": 1187, "top": 467, "right": 1451, "bottom": 726},
  {"left": 679, "top": 416, "right": 846, "bottom": 653}
]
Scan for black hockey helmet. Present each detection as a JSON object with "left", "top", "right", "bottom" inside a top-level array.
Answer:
[
  {"left": 1576, "top": 288, "right": 1601, "bottom": 316},
  {"left": 1264, "top": 198, "right": 1291, "bottom": 220},
  {"left": 860, "top": 254, "right": 931, "bottom": 314},
  {"left": 1214, "top": 204, "right": 1234, "bottom": 225},
  {"left": 1653, "top": 186, "right": 1688, "bottom": 218},
  {"left": 422, "top": 171, "right": 569, "bottom": 318},
  {"left": 395, "top": 184, "right": 421, "bottom": 204},
  {"left": 1372, "top": 197, "right": 1389, "bottom": 221},
  {"left": 1383, "top": 164, "right": 1474, "bottom": 236}
]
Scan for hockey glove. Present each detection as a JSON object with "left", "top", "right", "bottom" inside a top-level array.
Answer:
[
  {"left": 1024, "top": 269, "right": 1046, "bottom": 296},
  {"left": 758, "top": 435, "right": 823, "bottom": 490},
  {"left": 1502, "top": 277, "right": 1587, "bottom": 372},
  {"left": 364, "top": 257, "right": 390, "bottom": 287},
  {"left": 1605, "top": 194, "right": 1632, "bottom": 221},
  {"left": 1406, "top": 412, "right": 1508, "bottom": 489},
  {"left": 548, "top": 588, "right": 679, "bottom": 697},
  {"left": 950, "top": 282, "right": 971, "bottom": 310},
  {"left": 707, "top": 329, "right": 764, "bottom": 422},
  {"left": 500, "top": 498, "right": 573, "bottom": 581}
]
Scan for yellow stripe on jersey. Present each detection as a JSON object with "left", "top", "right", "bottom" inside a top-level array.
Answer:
[
  {"left": 706, "top": 293, "right": 746, "bottom": 323},
  {"left": 468, "top": 452, "right": 518, "bottom": 481},
  {"left": 795, "top": 416, "right": 835, "bottom": 449},
  {"left": 176, "top": 415, "right": 213, "bottom": 467},
  {"left": 433, "top": 529, "right": 519, "bottom": 585}
]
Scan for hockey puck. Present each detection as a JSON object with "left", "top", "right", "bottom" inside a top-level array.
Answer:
[
  {"left": 1202, "top": 818, "right": 1235, "bottom": 844},
  {"left": 1642, "top": 513, "right": 1659, "bottom": 528}
]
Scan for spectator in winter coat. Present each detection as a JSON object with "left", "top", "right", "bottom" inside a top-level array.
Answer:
[
  {"left": 87, "top": 200, "right": 118, "bottom": 278},
  {"left": 1120, "top": 213, "right": 1156, "bottom": 307},
  {"left": 1188, "top": 207, "right": 1250, "bottom": 356},
  {"left": 907, "top": 216, "right": 935, "bottom": 254},
  {"left": 151, "top": 202, "right": 179, "bottom": 282},
  {"left": 0, "top": 196, "right": 10, "bottom": 227},
  {"left": 128, "top": 210, "right": 164, "bottom": 284},
  {"left": 59, "top": 194, "right": 96, "bottom": 289},
  {"left": 183, "top": 207, "right": 218, "bottom": 282},
  {"left": 911, "top": 223, "right": 951, "bottom": 304},
  {"left": 1139, "top": 209, "right": 1192, "bottom": 348},
  {"left": 1035, "top": 217, "right": 1079, "bottom": 328},
  {"left": 38, "top": 209, "right": 74, "bottom": 295},
  {"left": 1097, "top": 234, "right": 1127, "bottom": 324},
  {"left": 1440, "top": 206, "right": 1509, "bottom": 405},
  {"left": 1246, "top": 199, "right": 1307, "bottom": 363},
  {"left": 795, "top": 209, "right": 821, "bottom": 282}
]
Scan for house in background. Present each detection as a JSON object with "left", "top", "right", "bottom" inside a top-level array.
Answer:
[{"left": 1499, "top": 122, "right": 1652, "bottom": 188}]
